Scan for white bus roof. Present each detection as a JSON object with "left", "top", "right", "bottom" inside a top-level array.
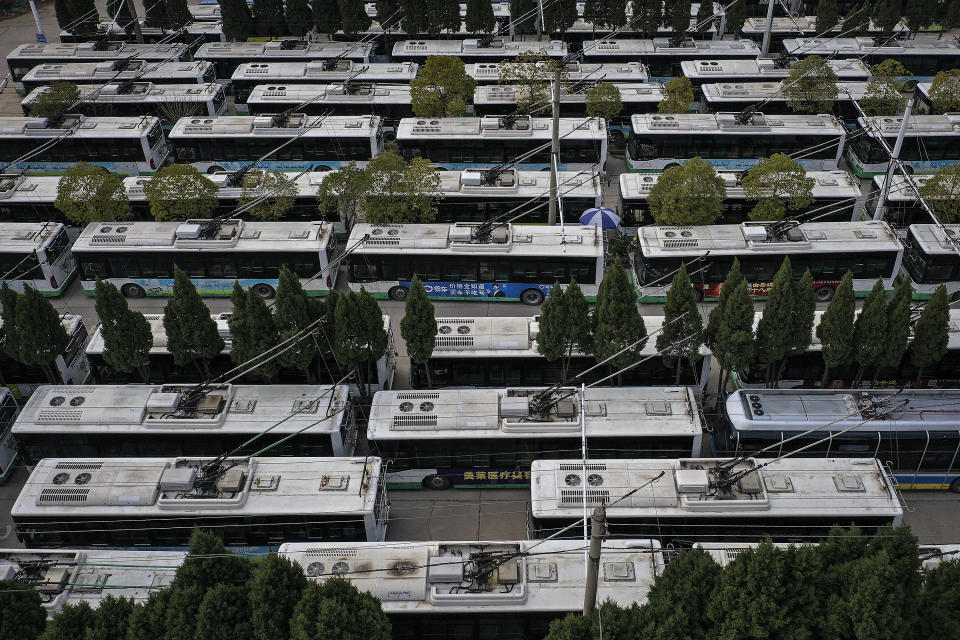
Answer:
[
  {"left": 12, "top": 456, "right": 381, "bottom": 518},
  {"left": 12, "top": 384, "right": 349, "bottom": 437},
  {"left": 680, "top": 57, "right": 870, "bottom": 80},
  {"left": 368, "top": 386, "right": 703, "bottom": 441},
  {"left": 0, "top": 221, "right": 65, "bottom": 251},
  {"left": 742, "top": 16, "right": 907, "bottom": 34},
  {"left": 22, "top": 82, "right": 221, "bottom": 106},
  {"left": 0, "top": 549, "right": 186, "bottom": 616},
  {"left": 701, "top": 81, "right": 869, "bottom": 103},
  {"left": 245, "top": 83, "right": 411, "bottom": 106},
  {"left": 783, "top": 36, "right": 960, "bottom": 57},
  {"left": 726, "top": 388, "right": 960, "bottom": 434},
  {"left": 71, "top": 219, "right": 335, "bottom": 253},
  {"left": 195, "top": 40, "right": 372, "bottom": 60},
  {"left": 465, "top": 61, "right": 649, "bottom": 83},
  {"left": 21, "top": 60, "right": 213, "bottom": 82},
  {"left": 167, "top": 114, "right": 381, "bottom": 138},
  {"left": 621, "top": 170, "right": 860, "bottom": 201},
  {"left": 396, "top": 115, "right": 605, "bottom": 141},
  {"left": 7, "top": 42, "right": 189, "bottom": 61},
  {"left": 349, "top": 223, "right": 603, "bottom": 258},
  {"left": 907, "top": 224, "right": 960, "bottom": 256},
  {"left": 531, "top": 457, "right": 903, "bottom": 520},
  {"left": 636, "top": 221, "right": 901, "bottom": 258},
  {"left": 630, "top": 112, "right": 845, "bottom": 136},
  {"left": 278, "top": 539, "right": 664, "bottom": 612},
  {"left": 871, "top": 173, "right": 932, "bottom": 202},
  {"left": 391, "top": 39, "right": 567, "bottom": 58},
  {"left": 474, "top": 82, "right": 663, "bottom": 106},
  {"left": 859, "top": 114, "right": 960, "bottom": 139},
  {"left": 230, "top": 61, "right": 419, "bottom": 83},
  {"left": 0, "top": 115, "right": 160, "bottom": 139},
  {"left": 581, "top": 38, "right": 760, "bottom": 56}
]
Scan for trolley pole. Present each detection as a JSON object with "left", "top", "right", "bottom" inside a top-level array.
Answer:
[
  {"left": 582, "top": 506, "right": 605, "bottom": 616},
  {"left": 760, "top": 0, "right": 776, "bottom": 57},
  {"left": 547, "top": 64, "right": 561, "bottom": 226},
  {"left": 874, "top": 96, "right": 914, "bottom": 220},
  {"left": 28, "top": 0, "right": 46, "bottom": 43}
]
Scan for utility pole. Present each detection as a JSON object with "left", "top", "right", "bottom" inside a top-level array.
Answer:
[
  {"left": 582, "top": 506, "right": 605, "bottom": 615},
  {"left": 874, "top": 96, "right": 914, "bottom": 220},
  {"left": 129, "top": 0, "right": 145, "bottom": 45},
  {"left": 760, "top": 0, "right": 776, "bottom": 57},
  {"left": 547, "top": 65, "right": 561, "bottom": 225},
  {"left": 28, "top": 0, "right": 47, "bottom": 42}
]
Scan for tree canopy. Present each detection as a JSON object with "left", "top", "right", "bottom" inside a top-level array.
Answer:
[
  {"left": 647, "top": 157, "right": 725, "bottom": 226},
  {"left": 284, "top": 0, "right": 314, "bottom": 36},
  {"left": 333, "top": 289, "right": 389, "bottom": 392},
  {"left": 465, "top": 0, "right": 497, "bottom": 32},
  {"left": 542, "top": 0, "right": 577, "bottom": 33},
  {"left": 229, "top": 283, "right": 282, "bottom": 382},
  {"left": 816, "top": 271, "right": 856, "bottom": 385},
  {"left": 656, "top": 263, "right": 704, "bottom": 385},
  {"left": 658, "top": 76, "right": 694, "bottom": 114},
  {"left": 582, "top": 0, "right": 627, "bottom": 29},
  {"left": 241, "top": 171, "right": 298, "bottom": 220},
  {"left": 592, "top": 258, "right": 647, "bottom": 373},
  {"left": 411, "top": 55, "right": 477, "bottom": 117},
  {"left": 27, "top": 82, "right": 81, "bottom": 119},
  {"left": 0, "top": 579, "right": 46, "bottom": 640},
  {"left": 783, "top": 56, "right": 839, "bottom": 114},
  {"left": 162, "top": 266, "right": 224, "bottom": 376},
  {"left": 143, "top": 164, "right": 219, "bottom": 221},
  {"left": 14, "top": 286, "right": 69, "bottom": 381},
  {"left": 218, "top": 0, "right": 254, "bottom": 40},
  {"left": 741, "top": 153, "right": 815, "bottom": 222},
  {"left": 861, "top": 60, "right": 910, "bottom": 117},
  {"left": 94, "top": 279, "right": 152, "bottom": 381},
  {"left": 536, "top": 280, "right": 592, "bottom": 379},
  {"left": 815, "top": 0, "right": 839, "bottom": 32},
  {"left": 585, "top": 82, "right": 622, "bottom": 121},
  {"left": 919, "top": 164, "right": 960, "bottom": 224},
  {"left": 498, "top": 53, "right": 567, "bottom": 115},
  {"left": 54, "top": 162, "right": 131, "bottom": 225},
  {"left": 363, "top": 151, "right": 442, "bottom": 224},
  {"left": 928, "top": 70, "right": 960, "bottom": 114},
  {"left": 909, "top": 284, "right": 950, "bottom": 384},
  {"left": 400, "top": 275, "right": 437, "bottom": 385}
]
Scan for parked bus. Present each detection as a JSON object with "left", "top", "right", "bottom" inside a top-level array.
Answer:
[
  {"left": 620, "top": 170, "right": 863, "bottom": 226},
  {"left": 347, "top": 222, "right": 605, "bottom": 305},
  {"left": 20, "top": 60, "right": 216, "bottom": 94},
  {"left": 633, "top": 221, "right": 904, "bottom": 302},
  {"left": 724, "top": 389, "right": 960, "bottom": 491},
  {"left": 229, "top": 61, "right": 419, "bottom": 103},
  {"left": 699, "top": 81, "right": 870, "bottom": 123},
  {"left": 782, "top": 37, "right": 960, "bottom": 79},
  {"left": 740, "top": 15, "right": 908, "bottom": 48},
  {"left": 847, "top": 114, "right": 960, "bottom": 178},
  {"left": 473, "top": 83, "right": 663, "bottom": 118},
  {"left": 12, "top": 456, "right": 389, "bottom": 547},
  {"left": 0, "top": 314, "right": 90, "bottom": 398},
  {"left": 0, "top": 389, "right": 20, "bottom": 483},
  {"left": 901, "top": 223, "right": 960, "bottom": 300},
  {"left": 194, "top": 40, "right": 373, "bottom": 78},
  {"left": 0, "top": 222, "right": 75, "bottom": 296},
  {"left": 71, "top": 218, "right": 339, "bottom": 298},
  {"left": 865, "top": 173, "right": 933, "bottom": 226},
  {"left": 369, "top": 386, "right": 703, "bottom": 489},
  {"left": 169, "top": 114, "right": 384, "bottom": 172},
  {"left": 390, "top": 39, "right": 567, "bottom": 63},
  {"left": 396, "top": 115, "right": 607, "bottom": 172},
  {"left": 627, "top": 112, "right": 846, "bottom": 172},
  {"left": 580, "top": 38, "right": 760, "bottom": 78},
  {"left": 465, "top": 61, "right": 649, "bottom": 85},
  {"left": 680, "top": 57, "right": 871, "bottom": 88},
  {"left": 243, "top": 83, "right": 412, "bottom": 119},
  {"left": 21, "top": 83, "right": 227, "bottom": 125}
]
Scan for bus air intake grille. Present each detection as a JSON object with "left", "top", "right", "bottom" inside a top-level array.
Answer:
[
  {"left": 366, "top": 236, "right": 400, "bottom": 245},
  {"left": 560, "top": 489, "right": 610, "bottom": 506},
  {"left": 55, "top": 462, "right": 103, "bottom": 470},
  {"left": 90, "top": 234, "right": 126, "bottom": 244},
  {"left": 36, "top": 409, "right": 83, "bottom": 422},
  {"left": 304, "top": 547, "right": 359, "bottom": 557},
  {"left": 392, "top": 415, "right": 439, "bottom": 429},
  {"left": 663, "top": 238, "right": 699, "bottom": 248},
  {"left": 39, "top": 488, "right": 90, "bottom": 503},
  {"left": 396, "top": 392, "right": 441, "bottom": 399},
  {"left": 559, "top": 463, "right": 607, "bottom": 471},
  {"left": 436, "top": 336, "right": 474, "bottom": 348}
]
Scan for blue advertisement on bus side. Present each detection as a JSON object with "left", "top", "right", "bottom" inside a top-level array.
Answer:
[{"left": 402, "top": 281, "right": 553, "bottom": 299}]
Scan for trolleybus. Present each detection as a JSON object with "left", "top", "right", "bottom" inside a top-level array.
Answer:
[
  {"left": 465, "top": 61, "right": 649, "bottom": 85},
  {"left": 699, "top": 81, "right": 869, "bottom": 122},
  {"left": 243, "top": 83, "right": 412, "bottom": 119},
  {"left": 865, "top": 173, "right": 933, "bottom": 226},
  {"left": 0, "top": 389, "right": 20, "bottom": 483},
  {"left": 20, "top": 60, "right": 217, "bottom": 94},
  {"left": 194, "top": 40, "right": 373, "bottom": 78},
  {"left": 0, "top": 222, "right": 76, "bottom": 295},
  {"left": 847, "top": 114, "right": 960, "bottom": 177},
  {"left": 901, "top": 223, "right": 960, "bottom": 300},
  {"left": 580, "top": 38, "right": 760, "bottom": 78},
  {"left": 680, "top": 57, "right": 871, "bottom": 88},
  {"left": 782, "top": 37, "right": 960, "bottom": 79},
  {"left": 473, "top": 83, "right": 663, "bottom": 118},
  {"left": 0, "top": 314, "right": 90, "bottom": 399},
  {"left": 390, "top": 39, "right": 567, "bottom": 63},
  {"left": 229, "top": 61, "right": 419, "bottom": 103}
]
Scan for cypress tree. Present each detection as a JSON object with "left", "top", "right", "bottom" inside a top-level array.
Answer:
[
  {"left": 754, "top": 258, "right": 796, "bottom": 387},
  {"left": 64, "top": 0, "right": 100, "bottom": 36},
  {"left": 400, "top": 276, "right": 437, "bottom": 388},
  {"left": 704, "top": 258, "right": 743, "bottom": 354},
  {"left": 85, "top": 595, "right": 134, "bottom": 640},
  {"left": 249, "top": 554, "right": 309, "bottom": 640},
  {"left": 536, "top": 281, "right": 591, "bottom": 380},
  {"left": 882, "top": 277, "right": 913, "bottom": 382},
  {"left": 637, "top": 548, "right": 720, "bottom": 639},
  {"left": 783, "top": 268, "right": 816, "bottom": 384},
  {"left": 106, "top": 0, "right": 135, "bottom": 31},
  {"left": 126, "top": 591, "right": 171, "bottom": 640},
  {"left": 339, "top": 0, "right": 373, "bottom": 35},
  {"left": 695, "top": 0, "right": 714, "bottom": 33},
  {"left": 284, "top": 0, "right": 314, "bottom": 36},
  {"left": 436, "top": 0, "right": 462, "bottom": 34},
  {"left": 853, "top": 279, "right": 889, "bottom": 386},
  {"left": 312, "top": 0, "right": 343, "bottom": 34},
  {"left": 195, "top": 585, "right": 252, "bottom": 640},
  {"left": 668, "top": 0, "right": 691, "bottom": 37},
  {"left": 542, "top": 0, "right": 577, "bottom": 33},
  {"left": 465, "top": 0, "right": 496, "bottom": 33},
  {"left": 172, "top": 530, "right": 251, "bottom": 591},
  {"left": 228, "top": 285, "right": 281, "bottom": 382},
  {"left": 0, "top": 579, "right": 46, "bottom": 640},
  {"left": 0, "top": 283, "right": 19, "bottom": 361},
  {"left": 376, "top": 0, "right": 402, "bottom": 28},
  {"left": 510, "top": 0, "right": 536, "bottom": 34},
  {"left": 724, "top": 0, "right": 745, "bottom": 36},
  {"left": 815, "top": 0, "right": 839, "bottom": 33},
  {"left": 15, "top": 286, "right": 69, "bottom": 384},
  {"left": 143, "top": 0, "right": 166, "bottom": 28},
  {"left": 656, "top": 263, "right": 704, "bottom": 385},
  {"left": 909, "top": 284, "right": 949, "bottom": 385},
  {"left": 163, "top": 0, "right": 193, "bottom": 29},
  {"left": 41, "top": 601, "right": 97, "bottom": 640},
  {"left": 95, "top": 279, "right": 152, "bottom": 382},
  {"left": 705, "top": 259, "right": 751, "bottom": 396},
  {"left": 816, "top": 271, "right": 856, "bottom": 386},
  {"left": 274, "top": 266, "right": 317, "bottom": 376},
  {"left": 722, "top": 281, "right": 756, "bottom": 389},
  {"left": 400, "top": 0, "right": 428, "bottom": 34},
  {"left": 218, "top": 0, "right": 254, "bottom": 40},
  {"left": 162, "top": 266, "right": 224, "bottom": 378},
  {"left": 634, "top": 0, "right": 662, "bottom": 34},
  {"left": 333, "top": 289, "right": 388, "bottom": 394},
  {"left": 871, "top": 0, "right": 901, "bottom": 33},
  {"left": 252, "top": 0, "right": 286, "bottom": 34},
  {"left": 592, "top": 258, "right": 647, "bottom": 382}
]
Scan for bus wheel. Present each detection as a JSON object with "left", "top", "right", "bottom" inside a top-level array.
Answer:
[
  {"left": 951, "top": 478, "right": 960, "bottom": 493},
  {"left": 815, "top": 286, "right": 835, "bottom": 302},
  {"left": 389, "top": 286, "right": 409, "bottom": 301},
  {"left": 423, "top": 475, "right": 451, "bottom": 490},
  {"left": 207, "top": 165, "right": 225, "bottom": 174},
  {"left": 252, "top": 283, "right": 275, "bottom": 299},
  {"left": 951, "top": 291, "right": 960, "bottom": 303},
  {"left": 664, "top": 163, "right": 681, "bottom": 171},
  {"left": 521, "top": 289, "right": 545, "bottom": 305},
  {"left": 121, "top": 283, "right": 146, "bottom": 298}
]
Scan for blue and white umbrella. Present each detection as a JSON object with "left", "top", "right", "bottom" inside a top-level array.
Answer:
[{"left": 579, "top": 207, "right": 621, "bottom": 229}]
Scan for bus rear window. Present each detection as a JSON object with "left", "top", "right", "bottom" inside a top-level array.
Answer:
[{"left": 146, "top": 123, "right": 163, "bottom": 149}]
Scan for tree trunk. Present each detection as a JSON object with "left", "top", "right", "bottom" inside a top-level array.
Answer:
[
  {"left": 674, "top": 360, "right": 682, "bottom": 385},
  {"left": 820, "top": 364, "right": 830, "bottom": 388},
  {"left": 871, "top": 365, "right": 881, "bottom": 388},
  {"left": 138, "top": 365, "right": 150, "bottom": 383},
  {"left": 424, "top": 362, "right": 433, "bottom": 389},
  {"left": 41, "top": 362, "right": 56, "bottom": 384},
  {"left": 915, "top": 366, "right": 924, "bottom": 388},
  {"left": 854, "top": 363, "right": 865, "bottom": 387}
]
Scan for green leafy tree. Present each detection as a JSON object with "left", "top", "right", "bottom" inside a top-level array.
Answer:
[
  {"left": 695, "top": 0, "right": 715, "bottom": 33},
  {"left": 334, "top": 289, "right": 388, "bottom": 393},
  {"left": 401, "top": 0, "right": 429, "bottom": 33},
  {"left": 465, "top": 0, "right": 497, "bottom": 32},
  {"left": 634, "top": 0, "right": 662, "bottom": 34},
  {"left": 871, "top": 0, "right": 901, "bottom": 33},
  {"left": 545, "top": 601, "right": 641, "bottom": 640},
  {"left": 815, "top": 0, "right": 839, "bottom": 32},
  {"left": 0, "top": 579, "right": 46, "bottom": 640},
  {"left": 741, "top": 153, "right": 815, "bottom": 222},
  {"left": 904, "top": 0, "right": 935, "bottom": 34},
  {"left": 585, "top": 82, "right": 622, "bottom": 121},
  {"left": 509, "top": 0, "right": 536, "bottom": 33},
  {"left": 667, "top": 0, "right": 691, "bottom": 36},
  {"left": 249, "top": 554, "right": 309, "bottom": 640},
  {"left": 536, "top": 280, "right": 592, "bottom": 379},
  {"left": 410, "top": 55, "right": 477, "bottom": 117},
  {"left": 783, "top": 55, "right": 839, "bottom": 114},
  {"left": 724, "top": 0, "right": 745, "bottom": 35},
  {"left": 941, "top": 0, "right": 960, "bottom": 34},
  {"left": 241, "top": 171, "right": 297, "bottom": 220},
  {"left": 252, "top": 0, "right": 285, "bottom": 33},
  {"left": 498, "top": 53, "right": 566, "bottom": 115},
  {"left": 543, "top": 0, "right": 577, "bottom": 33},
  {"left": 658, "top": 76, "right": 694, "bottom": 113},
  {"left": 228, "top": 283, "right": 281, "bottom": 382},
  {"left": 434, "top": 0, "right": 462, "bottom": 34},
  {"left": 400, "top": 276, "right": 437, "bottom": 387},
  {"left": 56, "top": 0, "right": 99, "bottom": 36},
  {"left": 375, "top": 0, "right": 401, "bottom": 28},
  {"left": 853, "top": 279, "right": 889, "bottom": 385},
  {"left": 582, "top": 0, "right": 628, "bottom": 28},
  {"left": 85, "top": 595, "right": 134, "bottom": 640},
  {"left": 39, "top": 601, "right": 96, "bottom": 640},
  {"left": 316, "top": 162, "right": 370, "bottom": 227},
  {"left": 274, "top": 266, "right": 318, "bottom": 375},
  {"left": 195, "top": 585, "right": 252, "bottom": 640},
  {"left": 0, "top": 283, "right": 20, "bottom": 361},
  {"left": 919, "top": 164, "right": 960, "bottom": 222},
  {"left": 882, "top": 277, "right": 912, "bottom": 378},
  {"left": 909, "top": 284, "right": 949, "bottom": 385},
  {"left": 364, "top": 151, "right": 442, "bottom": 224},
  {"left": 816, "top": 271, "right": 856, "bottom": 386},
  {"left": 171, "top": 530, "right": 252, "bottom": 592},
  {"left": 917, "top": 559, "right": 960, "bottom": 638},
  {"left": 143, "top": 0, "right": 168, "bottom": 29},
  {"left": 754, "top": 258, "right": 797, "bottom": 387},
  {"left": 656, "top": 264, "right": 703, "bottom": 384},
  {"left": 636, "top": 548, "right": 720, "bottom": 640},
  {"left": 162, "top": 266, "right": 225, "bottom": 377},
  {"left": 55, "top": 162, "right": 131, "bottom": 225},
  {"left": 311, "top": 577, "right": 391, "bottom": 640},
  {"left": 789, "top": 268, "right": 816, "bottom": 364},
  {"left": 592, "top": 258, "right": 646, "bottom": 379},
  {"left": 125, "top": 591, "right": 170, "bottom": 640},
  {"left": 862, "top": 60, "right": 911, "bottom": 116},
  {"left": 312, "top": 0, "right": 343, "bottom": 34},
  {"left": 143, "top": 164, "right": 218, "bottom": 222},
  {"left": 15, "top": 286, "right": 69, "bottom": 383},
  {"left": 95, "top": 279, "right": 152, "bottom": 382},
  {"left": 163, "top": 0, "right": 192, "bottom": 28},
  {"left": 845, "top": 0, "right": 872, "bottom": 36},
  {"left": 340, "top": 0, "right": 373, "bottom": 34},
  {"left": 218, "top": 0, "right": 254, "bottom": 41},
  {"left": 162, "top": 585, "right": 203, "bottom": 640},
  {"left": 284, "top": 0, "right": 314, "bottom": 35},
  {"left": 704, "top": 260, "right": 753, "bottom": 394},
  {"left": 27, "top": 82, "right": 81, "bottom": 119},
  {"left": 647, "top": 157, "right": 725, "bottom": 225}
]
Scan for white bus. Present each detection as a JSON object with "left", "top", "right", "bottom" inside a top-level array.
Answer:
[
  {"left": 243, "top": 83, "right": 413, "bottom": 119},
  {"left": 71, "top": 218, "right": 339, "bottom": 298},
  {"left": 529, "top": 457, "right": 903, "bottom": 542},
  {"left": 21, "top": 83, "right": 227, "bottom": 126},
  {"left": 194, "top": 40, "right": 373, "bottom": 78},
  {"left": 169, "top": 114, "right": 384, "bottom": 172},
  {"left": 20, "top": 60, "right": 217, "bottom": 94},
  {"left": 680, "top": 57, "right": 871, "bottom": 87},
  {"left": 0, "top": 222, "right": 75, "bottom": 296},
  {"left": 700, "top": 81, "right": 870, "bottom": 122},
  {"left": 465, "top": 60, "right": 649, "bottom": 85},
  {"left": 390, "top": 39, "right": 567, "bottom": 63},
  {"left": 12, "top": 384, "right": 356, "bottom": 467},
  {"left": 634, "top": 220, "right": 904, "bottom": 302},
  {"left": 12, "top": 456, "right": 389, "bottom": 548},
  {"left": 865, "top": 173, "right": 935, "bottom": 227},
  {"left": 229, "top": 61, "right": 419, "bottom": 103},
  {"left": 627, "top": 112, "right": 846, "bottom": 172},
  {"left": 847, "top": 114, "right": 960, "bottom": 178},
  {"left": 782, "top": 37, "right": 960, "bottom": 80},
  {"left": 0, "top": 313, "right": 91, "bottom": 399},
  {"left": 396, "top": 115, "right": 607, "bottom": 172},
  {"left": 347, "top": 222, "right": 605, "bottom": 305},
  {"left": 580, "top": 38, "right": 760, "bottom": 78},
  {"left": 0, "top": 389, "right": 20, "bottom": 483},
  {"left": 369, "top": 386, "right": 704, "bottom": 489},
  {"left": 901, "top": 224, "right": 960, "bottom": 301},
  {"left": 473, "top": 82, "right": 664, "bottom": 118}
]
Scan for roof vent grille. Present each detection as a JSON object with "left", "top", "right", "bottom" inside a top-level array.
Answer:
[
  {"left": 39, "top": 488, "right": 90, "bottom": 503},
  {"left": 560, "top": 489, "right": 610, "bottom": 506}
]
